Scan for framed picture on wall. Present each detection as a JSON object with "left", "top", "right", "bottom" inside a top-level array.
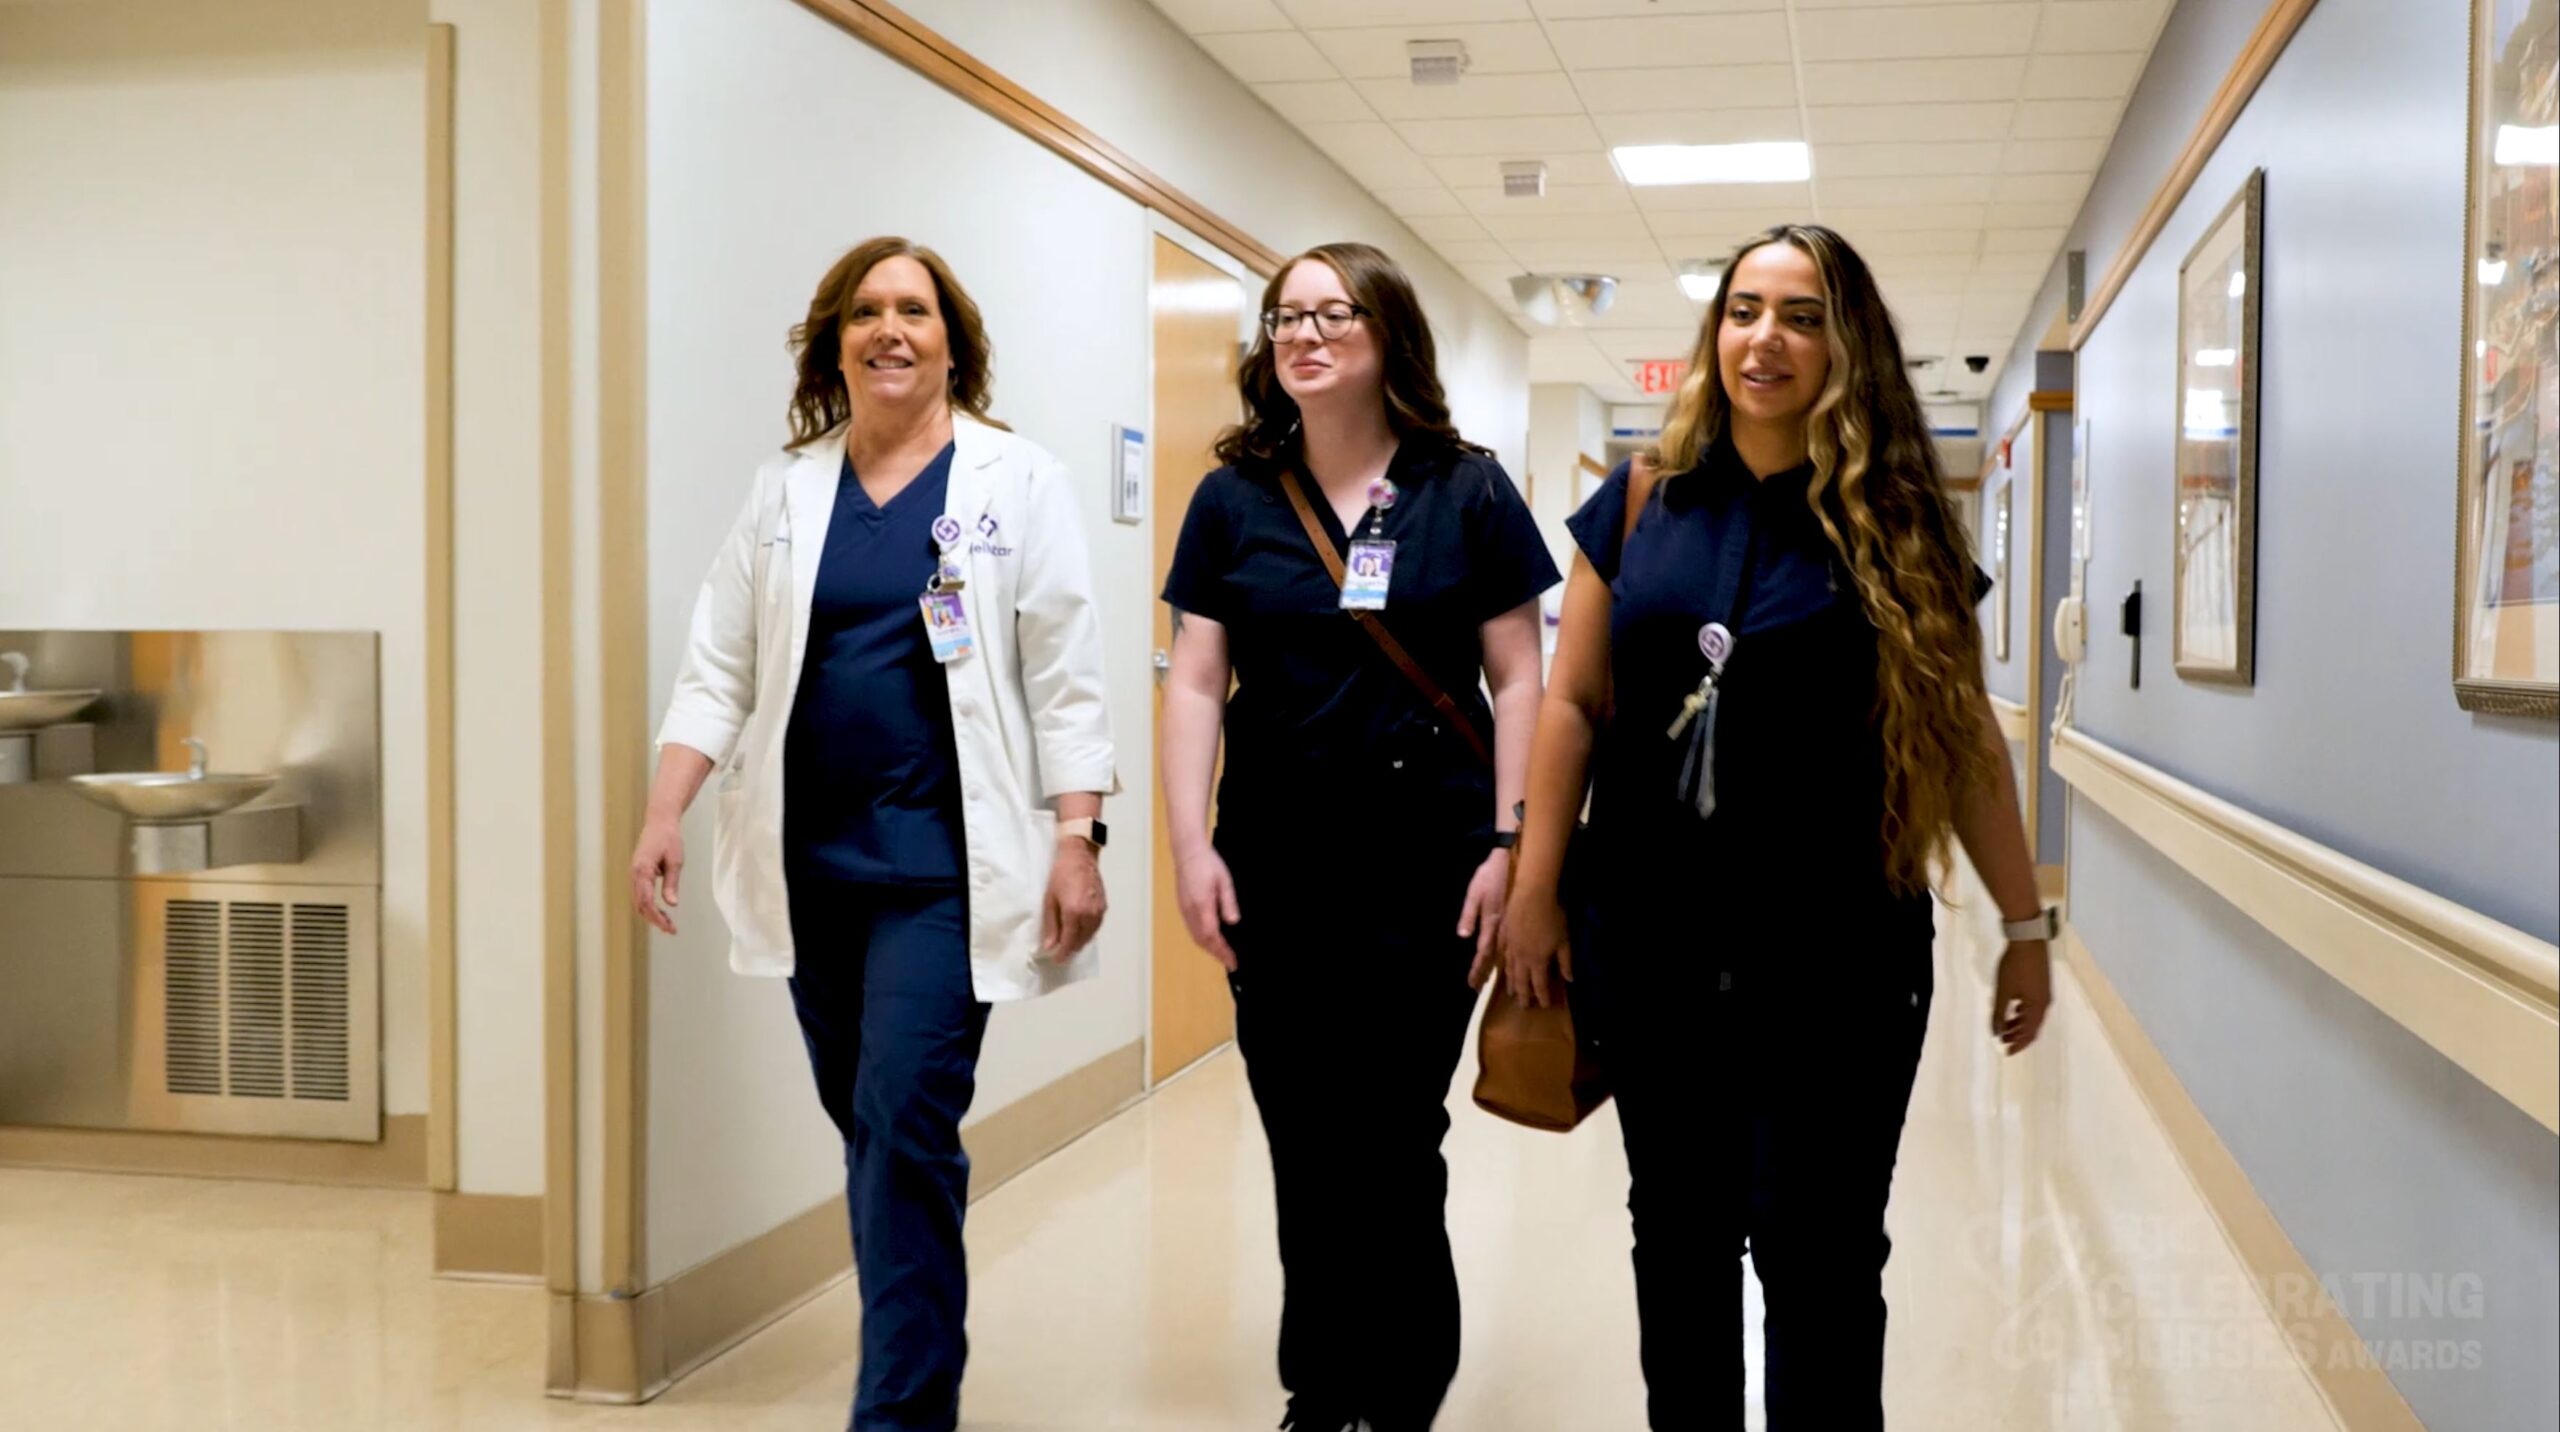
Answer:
[
  {"left": 1991, "top": 479, "right": 2013, "bottom": 662},
  {"left": 2454, "top": 0, "right": 2558, "bottom": 718},
  {"left": 2172, "top": 167, "right": 2265, "bottom": 685}
]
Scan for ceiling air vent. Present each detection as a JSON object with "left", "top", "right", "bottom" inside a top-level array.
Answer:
[
  {"left": 1500, "top": 161, "right": 1547, "bottom": 199},
  {"left": 1407, "top": 39, "right": 1468, "bottom": 86}
]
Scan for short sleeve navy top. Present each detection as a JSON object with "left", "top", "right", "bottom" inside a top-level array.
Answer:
[
  {"left": 783, "top": 443, "right": 965, "bottom": 887},
  {"left": 1162, "top": 440, "right": 1561, "bottom": 855},
  {"left": 1565, "top": 438, "right": 1987, "bottom": 935}
]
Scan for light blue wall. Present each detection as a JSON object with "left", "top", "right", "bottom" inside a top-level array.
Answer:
[{"left": 2048, "top": 0, "right": 2560, "bottom": 1426}]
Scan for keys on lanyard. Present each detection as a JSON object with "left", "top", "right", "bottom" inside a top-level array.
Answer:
[
  {"left": 1341, "top": 476, "right": 1398, "bottom": 611},
  {"left": 1669, "top": 621, "right": 1733, "bottom": 819},
  {"left": 920, "top": 514, "right": 976, "bottom": 663}
]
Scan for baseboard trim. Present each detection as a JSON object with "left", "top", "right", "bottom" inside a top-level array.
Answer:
[
  {"left": 434, "top": 1190, "right": 545, "bottom": 1281},
  {"left": 561, "top": 1038, "right": 1147, "bottom": 1404},
  {"left": 0, "top": 1113, "right": 428, "bottom": 1188},
  {"left": 2060, "top": 927, "right": 2424, "bottom": 1431}
]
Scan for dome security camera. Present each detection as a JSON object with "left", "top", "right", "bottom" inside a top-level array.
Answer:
[{"left": 1964, "top": 355, "right": 1991, "bottom": 373}]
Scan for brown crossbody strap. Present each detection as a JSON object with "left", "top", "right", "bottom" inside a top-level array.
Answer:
[{"left": 1278, "top": 470, "right": 1496, "bottom": 770}]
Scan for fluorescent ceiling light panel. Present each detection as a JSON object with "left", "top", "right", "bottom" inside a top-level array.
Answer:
[{"left": 1611, "top": 142, "right": 1809, "bottom": 187}]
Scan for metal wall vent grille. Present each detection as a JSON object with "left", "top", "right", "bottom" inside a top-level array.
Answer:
[{"left": 162, "top": 898, "right": 355, "bottom": 1102}]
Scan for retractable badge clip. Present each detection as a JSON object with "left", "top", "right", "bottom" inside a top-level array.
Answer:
[{"left": 1669, "top": 622, "right": 1733, "bottom": 818}]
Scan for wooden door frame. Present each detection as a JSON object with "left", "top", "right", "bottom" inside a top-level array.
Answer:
[{"left": 1141, "top": 215, "right": 1259, "bottom": 1090}]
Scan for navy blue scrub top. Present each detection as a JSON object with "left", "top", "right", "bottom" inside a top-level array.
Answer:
[
  {"left": 1161, "top": 440, "right": 1561, "bottom": 854},
  {"left": 1566, "top": 439, "right": 1989, "bottom": 935},
  {"left": 784, "top": 442, "right": 965, "bottom": 886}
]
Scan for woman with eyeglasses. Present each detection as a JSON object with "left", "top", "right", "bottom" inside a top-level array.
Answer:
[{"left": 1158, "top": 242, "right": 1560, "bottom": 1432}]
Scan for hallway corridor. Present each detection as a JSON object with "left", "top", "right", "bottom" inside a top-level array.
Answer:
[{"left": 0, "top": 901, "right": 2345, "bottom": 1431}]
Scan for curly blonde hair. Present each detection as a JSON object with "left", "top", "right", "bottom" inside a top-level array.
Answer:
[{"left": 1658, "top": 224, "right": 1995, "bottom": 895}]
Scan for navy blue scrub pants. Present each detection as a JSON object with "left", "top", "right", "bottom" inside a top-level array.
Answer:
[
  {"left": 786, "top": 876, "right": 990, "bottom": 1432},
  {"left": 1582, "top": 903, "right": 1933, "bottom": 1432},
  {"left": 1222, "top": 844, "right": 1484, "bottom": 1432}
]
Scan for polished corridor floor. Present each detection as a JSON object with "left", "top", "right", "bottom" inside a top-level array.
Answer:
[{"left": 0, "top": 899, "right": 2346, "bottom": 1431}]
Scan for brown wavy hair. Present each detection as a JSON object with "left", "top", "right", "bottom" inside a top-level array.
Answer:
[
  {"left": 1214, "top": 242, "right": 1487, "bottom": 472},
  {"left": 1658, "top": 223, "right": 1995, "bottom": 895},
  {"left": 786, "top": 237, "right": 1005, "bottom": 447}
]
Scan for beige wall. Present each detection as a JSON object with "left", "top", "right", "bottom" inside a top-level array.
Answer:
[
  {"left": 0, "top": 0, "right": 433, "bottom": 1118},
  {"left": 433, "top": 0, "right": 550, "bottom": 1198}
]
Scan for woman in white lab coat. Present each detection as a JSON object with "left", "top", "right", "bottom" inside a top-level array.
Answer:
[{"left": 629, "top": 237, "right": 1116, "bottom": 1432}]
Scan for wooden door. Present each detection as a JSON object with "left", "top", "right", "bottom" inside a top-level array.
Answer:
[{"left": 1148, "top": 235, "right": 1244, "bottom": 1084}]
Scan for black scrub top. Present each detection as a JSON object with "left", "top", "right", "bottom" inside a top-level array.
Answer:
[
  {"left": 784, "top": 442, "right": 965, "bottom": 886},
  {"left": 1566, "top": 439, "right": 1988, "bottom": 941},
  {"left": 1161, "top": 440, "right": 1561, "bottom": 858}
]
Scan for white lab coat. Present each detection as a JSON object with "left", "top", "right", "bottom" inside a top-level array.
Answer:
[{"left": 655, "top": 416, "right": 1118, "bottom": 1000}]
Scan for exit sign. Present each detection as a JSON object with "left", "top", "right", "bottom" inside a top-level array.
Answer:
[{"left": 1632, "top": 359, "right": 1689, "bottom": 395}]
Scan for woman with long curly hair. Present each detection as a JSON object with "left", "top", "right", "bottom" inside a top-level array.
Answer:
[
  {"left": 1160, "top": 242, "right": 1558, "bottom": 1431},
  {"left": 1496, "top": 224, "right": 2054, "bottom": 1429}
]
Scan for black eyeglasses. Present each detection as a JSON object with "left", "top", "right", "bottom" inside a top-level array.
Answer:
[{"left": 1262, "top": 303, "right": 1368, "bottom": 341}]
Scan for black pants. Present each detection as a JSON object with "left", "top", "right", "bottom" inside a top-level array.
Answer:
[
  {"left": 1224, "top": 849, "right": 1483, "bottom": 1431},
  {"left": 1583, "top": 920, "right": 1932, "bottom": 1432}
]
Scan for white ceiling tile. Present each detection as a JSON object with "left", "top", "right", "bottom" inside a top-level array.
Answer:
[
  {"left": 1434, "top": 239, "right": 1521, "bottom": 264},
  {"left": 1546, "top": 14, "right": 1795, "bottom": 69},
  {"left": 1458, "top": 183, "right": 1639, "bottom": 215},
  {"left": 1852, "top": 228, "right": 1986, "bottom": 257},
  {"left": 1981, "top": 225, "right": 2066, "bottom": 254},
  {"left": 1572, "top": 65, "right": 1798, "bottom": 112},
  {"left": 1594, "top": 108, "right": 1803, "bottom": 146},
  {"left": 1457, "top": 260, "right": 1527, "bottom": 291},
  {"left": 1355, "top": 72, "right": 1585, "bottom": 120},
  {"left": 2004, "top": 137, "right": 2106, "bottom": 172},
  {"left": 1642, "top": 208, "right": 1802, "bottom": 239},
  {"left": 1821, "top": 174, "right": 1997, "bottom": 205},
  {"left": 2013, "top": 98, "right": 2122, "bottom": 139},
  {"left": 1506, "top": 238, "right": 1670, "bottom": 266},
  {"left": 1478, "top": 210, "right": 1649, "bottom": 240},
  {"left": 1253, "top": 80, "right": 1377, "bottom": 124},
  {"left": 1802, "top": 57, "right": 2027, "bottom": 106},
  {"left": 1533, "top": 0, "right": 1784, "bottom": 16},
  {"left": 2035, "top": 0, "right": 2169, "bottom": 54},
  {"left": 1795, "top": 4, "right": 2038, "bottom": 63},
  {"left": 1867, "top": 253, "right": 1986, "bottom": 276},
  {"left": 1591, "top": 328, "right": 1712, "bottom": 361},
  {"left": 1820, "top": 203, "right": 1992, "bottom": 231},
  {"left": 1396, "top": 114, "right": 1606, "bottom": 154},
  {"left": 1637, "top": 180, "right": 1814, "bottom": 211},
  {"left": 1972, "top": 250, "right": 2054, "bottom": 275},
  {"left": 1297, "top": 121, "right": 1445, "bottom": 187},
  {"left": 1149, "top": 0, "right": 1295, "bottom": 33},
  {"left": 1307, "top": 21, "right": 1559, "bottom": 77},
  {"left": 1403, "top": 213, "right": 1498, "bottom": 241},
  {"left": 1813, "top": 141, "right": 2005, "bottom": 178},
  {"left": 1431, "top": 152, "right": 1623, "bottom": 187},
  {"left": 2023, "top": 52, "right": 2144, "bottom": 100},
  {"left": 1872, "top": 272, "right": 1975, "bottom": 298},
  {"left": 1373, "top": 186, "right": 1474, "bottom": 216},
  {"left": 1806, "top": 102, "right": 2014, "bottom": 143},
  {"left": 1278, "top": 0, "right": 1531, "bottom": 23},
  {"left": 1197, "top": 30, "right": 1339, "bottom": 82},
  {"left": 1987, "top": 199, "right": 2083, "bottom": 226},
  {"left": 1993, "top": 171, "right": 2091, "bottom": 204}
]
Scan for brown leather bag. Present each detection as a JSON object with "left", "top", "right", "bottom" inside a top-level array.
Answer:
[{"left": 1470, "top": 455, "right": 1662, "bottom": 1133}]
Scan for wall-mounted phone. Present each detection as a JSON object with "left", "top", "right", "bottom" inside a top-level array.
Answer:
[{"left": 2053, "top": 594, "right": 2087, "bottom": 666}]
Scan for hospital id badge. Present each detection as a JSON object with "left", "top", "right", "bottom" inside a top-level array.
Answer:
[
  {"left": 920, "top": 591, "right": 976, "bottom": 663},
  {"left": 1341, "top": 539, "right": 1396, "bottom": 611}
]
